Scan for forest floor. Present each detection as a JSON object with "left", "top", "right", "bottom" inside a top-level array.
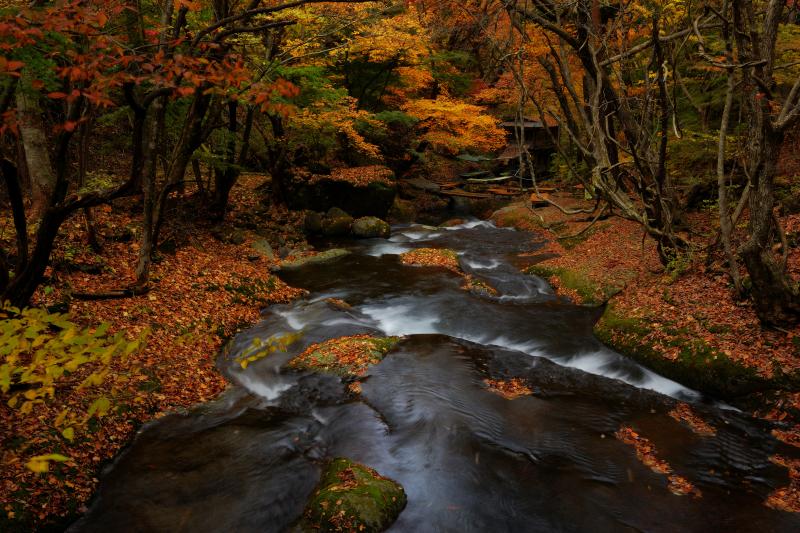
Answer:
[
  {"left": 0, "top": 175, "right": 309, "bottom": 529},
  {"left": 492, "top": 191, "right": 800, "bottom": 448}
]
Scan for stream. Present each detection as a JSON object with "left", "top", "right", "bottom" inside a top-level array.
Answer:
[{"left": 73, "top": 220, "right": 800, "bottom": 532}]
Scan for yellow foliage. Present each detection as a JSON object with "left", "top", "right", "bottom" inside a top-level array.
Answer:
[
  {"left": 402, "top": 96, "right": 505, "bottom": 154},
  {"left": 0, "top": 302, "right": 147, "bottom": 470}
]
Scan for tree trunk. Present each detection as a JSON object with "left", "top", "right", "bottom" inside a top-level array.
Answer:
[{"left": 16, "top": 85, "right": 55, "bottom": 215}]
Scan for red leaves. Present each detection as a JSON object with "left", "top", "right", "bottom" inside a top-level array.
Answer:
[
  {"left": 615, "top": 426, "right": 702, "bottom": 498},
  {"left": 483, "top": 378, "right": 532, "bottom": 399},
  {"left": 668, "top": 403, "right": 716, "bottom": 437}
]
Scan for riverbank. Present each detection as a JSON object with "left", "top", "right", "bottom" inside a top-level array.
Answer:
[
  {"left": 492, "top": 195, "right": 800, "bottom": 436},
  {"left": 0, "top": 174, "right": 307, "bottom": 530}
]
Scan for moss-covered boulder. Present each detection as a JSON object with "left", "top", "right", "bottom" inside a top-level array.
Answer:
[
  {"left": 322, "top": 215, "right": 354, "bottom": 237},
  {"left": 304, "top": 211, "right": 324, "bottom": 234},
  {"left": 288, "top": 335, "right": 399, "bottom": 378},
  {"left": 594, "top": 304, "right": 773, "bottom": 401},
  {"left": 352, "top": 217, "right": 391, "bottom": 239},
  {"left": 279, "top": 249, "right": 351, "bottom": 270},
  {"left": 387, "top": 197, "right": 417, "bottom": 224},
  {"left": 298, "top": 458, "right": 407, "bottom": 532}
]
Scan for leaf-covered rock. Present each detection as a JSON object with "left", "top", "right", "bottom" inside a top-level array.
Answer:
[
  {"left": 298, "top": 458, "right": 407, "bottom": 532},
  {"left": 288, "top": 335, "right": 399, "bottom": 378}
]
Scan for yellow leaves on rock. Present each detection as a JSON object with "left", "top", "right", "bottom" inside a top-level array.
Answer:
[
  {"left": 235, "top": 331, "right": 304, "bottom": 369},
  {"left": 402, "top": 96, "right": 505, "bottom": 154},
  {"left": 615, "top": 426, "right": 702, "bottom": 498}
]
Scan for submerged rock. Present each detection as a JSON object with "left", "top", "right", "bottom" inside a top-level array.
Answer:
[
  {"left": 298, "top": 458, "right": 406, "bottom": 532},
  {"left": 352, "top": 217, "right": 391, "bottom": 239},
  {"left": 279, "top": 249, "right": 351, "bottom": 270}
]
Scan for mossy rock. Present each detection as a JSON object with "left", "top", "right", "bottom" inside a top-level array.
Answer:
[
  {"left": 387, "top": 198, "right": 417, "bottom": 223},
  {"left": 288, "top": 335, "right": 400, "bottom": 378},
  {"left": 304, "top": 211, "right": 324, "bottom": 234},
  {"left": 352, "top": 217, "right": 391, "bottom": 239},
  {"left": 298, "top": 458, "right": 407, "bottom": 532},
  {"left": 594, "top": 304, "right": 774, "bottom": 402},
  {"left": 327, "top": 207, "right": 351, "bottom": 219},
  {"left": 279, "top": 249, "right": 351, "bottom": 270},
  {"left": 525, "top": 264, "right": 612, "bottom": 305},
  {"left": 490, "top": 204, "right": 542, "bottom": 232},
  {"left": 322, "top": 215, "right": 354, "bottom": 237}
]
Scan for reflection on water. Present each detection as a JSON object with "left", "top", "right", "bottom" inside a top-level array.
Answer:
[{"left": 73, "top": 220, "right": 800, "bottom": 532}]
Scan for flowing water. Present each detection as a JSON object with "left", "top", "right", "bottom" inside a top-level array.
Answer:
[{"left": 73, "top": 221, "right": 800, "bottom": 532}]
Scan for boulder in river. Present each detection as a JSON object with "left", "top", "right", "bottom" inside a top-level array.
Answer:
[
  {"left": 286, "top": 166, "right": 397, "bottom": 218},
  {"left": 288, "top": 334, "right": 399, "bottom": 378},
  {"left": 304, "top": 211, "right": 324, "bottom": 235},
  {"left": 278, "top": 249, "right": 351, "bottom": 270},
  {"left": 352, "top": 217, "right": 391, "bottom": 239},
  {"left": 299, "top": 458, "right": 406, "bottom": 532},
  {"left": 322, "top": 213, "right": 354, "bottom": 237}
]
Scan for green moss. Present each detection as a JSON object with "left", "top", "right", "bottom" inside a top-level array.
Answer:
[
  {"left": 299, "top": 458, "right": 407, "bottom": 532},
  {"left": 288, "top": 335, "right": 400, "bottom": 378},
  {"left": 525, "top": 264, "right": 611, "bottom": 305},
  {"left": 594, "top": 304, "right": 772, "bottom": 401}
]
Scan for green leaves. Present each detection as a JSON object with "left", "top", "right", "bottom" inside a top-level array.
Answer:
[{"left": 0, "top": 301, "right": 148, "bottom": 471}]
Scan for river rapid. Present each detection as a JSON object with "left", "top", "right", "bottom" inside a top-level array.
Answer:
[{"left": 72, "top": 220, "right": 800, "bottom": 532}]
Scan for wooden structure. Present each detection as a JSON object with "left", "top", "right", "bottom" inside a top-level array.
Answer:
[{"left": 496, "top": 118, "right": 559, "bottom": 178}]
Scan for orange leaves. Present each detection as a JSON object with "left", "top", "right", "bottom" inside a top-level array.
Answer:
[
  {"left": 668, "top": 403, "right": 716, "bottom": 437},
  {"left": 402, "top": 96, "right": 505, "bottom": 155},
  {"left": 0, "top": 55, "right": 23, "bottom": 76},
  {"left": 483, "top": 378, "right": 532, "bottom": 399},
  {"left": 308, "top": 165, "right": 394, "bottom": 188},
  {"left": 400, "top": 248, "right": 461, "bottom": 273},
  {"left": 615, "top": 426, "right": 702, "bottom": 498},
  {"left": 289, "top": 335, "right": 399, "bottom": 378},
  {"left": 765, "top": 455, "right": 800, "bottom": 513}
]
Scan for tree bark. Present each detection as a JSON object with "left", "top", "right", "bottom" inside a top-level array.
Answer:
[{"left": 16, "top": 83, "right": 55, "bottom": 215}]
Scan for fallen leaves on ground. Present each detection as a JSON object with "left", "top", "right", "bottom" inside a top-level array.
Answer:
[
  {"left": 668, "top": 403, "right": 716, "bottom": 437},
  {"left": 765, "top": 455, "right": 800, "bottom": 512},
  {"left": 0, "top": 174, "right": 305, "bottom": 527},
  {"left": 483, "top": 378, "right": 532, "bottom": 399},
  {"left": 615, "top": 426, "right": 701, "bottom": 498}
]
